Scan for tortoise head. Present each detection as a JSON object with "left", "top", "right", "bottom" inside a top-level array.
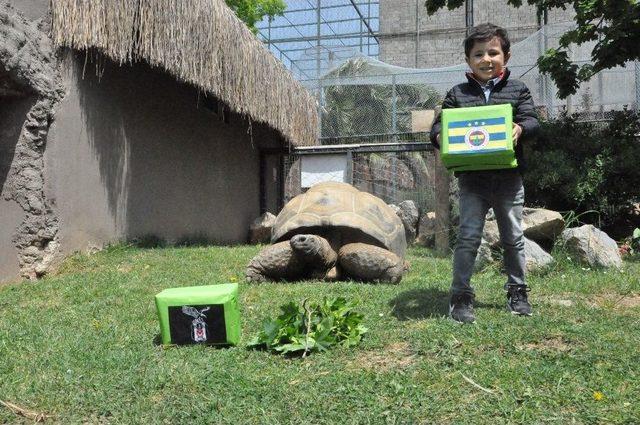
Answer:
[
  {"left": 290, "top": 234, "right": 324, "bottom": 257},
  {"left": 290, "top": 234, "right": 338, "bottom": 266}
]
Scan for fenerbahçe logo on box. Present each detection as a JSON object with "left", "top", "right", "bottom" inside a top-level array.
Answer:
[
  {"left": 446, "top": 117, "right": 508, "bottom": 154},
  {"left": 465, "top": 127, "right": 489, "bottom": 148}
]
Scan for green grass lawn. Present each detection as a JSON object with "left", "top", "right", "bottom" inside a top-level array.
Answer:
[{"left": 1, "top": 244, "right": 639, "bottom": 424}]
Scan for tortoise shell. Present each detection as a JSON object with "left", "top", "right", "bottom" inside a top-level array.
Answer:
[{"left": 272, "top": 181, "right": 406, "bottom": 258}]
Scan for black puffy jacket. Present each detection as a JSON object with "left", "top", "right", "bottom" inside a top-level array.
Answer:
[{"left": 429, "top": 68, "right": 539, "bottom": 173}]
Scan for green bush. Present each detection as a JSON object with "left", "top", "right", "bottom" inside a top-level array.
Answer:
[{"left": 523, "top": 109, "right": 640, "bottom": 226}]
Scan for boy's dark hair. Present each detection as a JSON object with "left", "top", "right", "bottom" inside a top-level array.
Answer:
[{"left": 464, "top": 23, "right": 510, "bottom": 57}]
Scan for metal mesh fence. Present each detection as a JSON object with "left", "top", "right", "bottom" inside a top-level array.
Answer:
[
  {"left": 297, "top": 22, "right": 639, "bottom": 142},
  {"left": 256, "top": 1, "right": 379, "bottom": 83},
  {"left": 282, "top": 148, "right": 437, "bottom": 211},
  {"left": 351, "top": 150, "right": 437, "bottom": 209}
]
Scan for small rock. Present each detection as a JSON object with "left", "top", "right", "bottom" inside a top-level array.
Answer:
[
  {"left": 249, "top": 212, "right": 277, "bottom": 244},
  {"left": 396, "top": 200, "right": 419, "bottom": 244},
  {"left": 416, "top": 211, "right": 436, "bottom": 247}
]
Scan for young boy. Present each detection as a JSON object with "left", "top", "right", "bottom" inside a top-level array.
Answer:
[{"left": 430, "top": 23, "right": 540, "bottom": 324}]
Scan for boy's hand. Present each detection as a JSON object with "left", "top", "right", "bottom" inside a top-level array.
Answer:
[
  {"left": 512, "top": 123, "right": 523, "bottom": 145},
  {"left": 436, "top": 133, "right": 441, "bottom": 143}
]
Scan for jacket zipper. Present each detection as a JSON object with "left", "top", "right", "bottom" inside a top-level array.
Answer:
[{"left": 467, "top": 74, "right": 506, "bottom": 104}]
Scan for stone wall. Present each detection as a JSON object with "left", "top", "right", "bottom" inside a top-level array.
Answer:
[{"left": 1, "top": 2, "right": 64, "bottom": 281}]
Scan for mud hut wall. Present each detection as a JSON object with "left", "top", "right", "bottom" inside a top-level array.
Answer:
[
  {"left": 2, "top": 0, "right": 287, "bottom": 283},
  {"left": 3, "top": 0, "right": 48, "bottom": 20},
  {"left": 44, "top": 52, "right": 268, "bottom": 252},
  {"left": 0, "top": 96, "right": 38, "bottom": 280}
]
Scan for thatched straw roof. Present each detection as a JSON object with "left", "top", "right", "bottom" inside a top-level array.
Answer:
[{"left": 50, "top": 0, "right": 318, "bottom": 147}]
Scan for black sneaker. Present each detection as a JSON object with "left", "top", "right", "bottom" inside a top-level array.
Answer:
[
  {"left": 449, "top": 293, "right": 476, "bottom": 324},
  {"left": 506, "top": 286, "right": 532, "bottom": 316}
]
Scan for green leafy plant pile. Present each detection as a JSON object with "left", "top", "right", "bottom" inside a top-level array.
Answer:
[
  {"left": 523, "top": 110, "right": 640, "bottom": 228},
  {"left": 248, "top": 297, "right": 368, "bottom": 357}
]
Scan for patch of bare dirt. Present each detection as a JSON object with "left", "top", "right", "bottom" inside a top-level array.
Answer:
[
  {"left": 116, "top": 264, "right": 134, "bottom": 273},
  {"left": 546, "top": 297, "right": 575, "bottom": 307},
  {"left": 542, "top": 293, "right": 640, "bottom": 310},
  {"left": 517, "top": 336, "right": 573, "bottom": 353},
  {"left": 588, "top": 294, "right": 640, "bottom": 309},
  {"left": 350, "top": 342, "right": 417, "bottom": 372},
  {"left": 618, "top": 295, "right": 640, "bottom": 308},
  {"left": 537, "top": 294, "right": 577, "bottom": 307}
]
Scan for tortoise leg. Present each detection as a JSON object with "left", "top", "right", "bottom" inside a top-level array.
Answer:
[
  {"left": 324, "top": 265, "right": 341, "bottom": 281},
  {"left": 245, "top": 241, "right": 305, "bottom": 282},
  {"left": 338, "top": 243, "right": 406, "bottom": 283}
]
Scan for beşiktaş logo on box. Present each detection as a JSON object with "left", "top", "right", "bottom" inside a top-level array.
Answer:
[
  {"left": 168, "top": 304, "right": 227, "bottom": 344},
  {"left": 465, "top": 127, "right": 490, "bottom": 148},
  {"left": 182, "top": 306, "right": 210, "bottom": 342}
]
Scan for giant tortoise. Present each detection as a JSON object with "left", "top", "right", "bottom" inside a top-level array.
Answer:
[{"left": 245, "top": 181, "right": 408, "bottom": 283}]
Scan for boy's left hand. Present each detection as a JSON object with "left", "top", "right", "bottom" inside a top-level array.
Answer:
[{"left": 512, "top": 123, "right": 523, "bottom": 145}]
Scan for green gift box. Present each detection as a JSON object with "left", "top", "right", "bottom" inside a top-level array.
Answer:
[
  {"left": 441, "top": 104, "right": 517, "bottom": 171},
  {"left": 155, "top": 283, "right": 240, "bottom": 346}
]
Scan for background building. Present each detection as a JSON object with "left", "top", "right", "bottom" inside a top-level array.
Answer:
[{"left": 378, "top": 0, "right": 574, "bottom": 68}]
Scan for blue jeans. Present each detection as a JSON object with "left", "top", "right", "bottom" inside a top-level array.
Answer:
[{"left": 451, "top": 170, "right": 526, "bottom": 296}]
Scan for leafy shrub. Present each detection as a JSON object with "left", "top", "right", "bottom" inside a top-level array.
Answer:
[
  {"left": 632, "top": 228, "right": 640, "bottom": 253},
  {"left": 248, "top": 297, "right": 368, "bottom": 357},
  {"left": 523, "top": 109, "right": 640, "bottom": 226}
]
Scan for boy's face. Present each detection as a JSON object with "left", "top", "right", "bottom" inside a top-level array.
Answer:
[{"left": 465, "top": 36, "right": 511, "bottom": 83}]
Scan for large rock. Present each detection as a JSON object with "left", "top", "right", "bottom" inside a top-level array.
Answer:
[
  {"left": 369, "top": 156, "right": 415, "bottom": 192},
  {"left": 416, "top": 211, "right": 436, "bottom": 247},
  {"left": 353, "top": 159, "right": 373, "bottom": 193},
  {"left": 524, "top": 237, "right": 554, "bottom": 272},
  {"left": 561, "top": 225, "right": 622, "bottom": 268},
  {"left": 523, "top": 208, "right": 565, "bottom": 242},
  {"left": 248, "top": 212, "right": 276, "bottom": 244},
  {"left": 473, "top": 237, "right": 554, "bottom": 273},
  {"left": 403, "top": 152, "right": 433, "bottom": 188},
  {"left": 482, "top": 207, "right": 564, "bottom": 250}
]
